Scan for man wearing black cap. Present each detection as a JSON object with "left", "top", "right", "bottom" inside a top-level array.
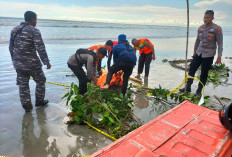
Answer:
[
  {"left": 88, "top": 40, "right": 117, "bottom": 75},
  {"left": 67, "top": 47, "right": 107, "bottom": 95},
  {"left": 101, "top": 34, "right": 137, "bottom": 95},
  {"left": 9, "top": 11, "right": 51, "bottom": 112},
  {"left": 180, "top": 10, "right": 223, "bottom": 96}
]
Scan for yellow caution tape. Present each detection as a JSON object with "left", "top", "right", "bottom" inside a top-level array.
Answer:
[
  {"left": 167, "top": 76, "right": 188, "bottom": 96},
  {"left": 66, "top": 107, "right": 117, "bottom": 141},
  {"left": 53, "top": 70, "right": 72, "bottom": 72},
  {"left": 83, "top": 121, "right": 117, "bottom": 141},
  {"left": 30, "top": 78, "right": 117, "bottom": 141},
  {"left": 187, "top": 75, "right": 205, "bottom": 105},
  {"left": 30, "top": 77, "right": 71, "bottom": 87},
  {"left": 136, "top": 75, "right": 205, "bottom": 105},
  {"left": 131, "top": 80, "right": 153, "bottom": 90},
  {"left": 167, "top": 75, "right": 205, "bottom": 105},
  {"left": 45, "top": 81, "right": 71, "bottom": 87}
]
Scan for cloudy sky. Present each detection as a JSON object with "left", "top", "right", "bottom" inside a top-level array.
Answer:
[{"left": 0, "top": 0, "right": 231, "bottom": 26}]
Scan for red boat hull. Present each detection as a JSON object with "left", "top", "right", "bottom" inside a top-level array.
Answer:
[{"left": 91, "top": 100, "right": 232, "bottom": 157}]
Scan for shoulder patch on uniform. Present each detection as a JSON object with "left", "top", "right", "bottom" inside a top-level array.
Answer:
[
  {"left": 199, "top": 28, "right": 204, "bottom": 31},
  {"left": 217, "top": 28, "right": 221, "bottom": 34}
]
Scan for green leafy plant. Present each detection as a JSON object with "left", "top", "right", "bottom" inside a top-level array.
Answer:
[
  {"left": 63, "top": 82, "right": 141, "bottom": 138},
  {"left": 150, "top": 85, "right": 170, "bottom": 101},
  {"left": 219, "top": 97, "right": 231, "bottom": 101},
  {"left": 150, "top": 85, "right": 210, "bottom": 106},
  {"left": 162, "top": 59, "right": 168, "bottom": 63},
  {"left": 211, "top": 63, "right": 227, "bottom": 71},
  {"left": 197, "top": 63, "right": 230, "bottom": 85}
]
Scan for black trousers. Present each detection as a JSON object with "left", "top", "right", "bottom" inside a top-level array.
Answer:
[
  {"left": 68, "top": 63, "right": 90, "bottom": 95},
  {"left": 187, "top": 54, "right": 214, "bottom": 90},
  {"left": 106, "top": 61, "right": 134, "bottom": 95},
  {"left": 97, "top": 51, "right": 113, "bottom": 75},
  {"left": 107, "top": 50, "right": 113, "bottom": 70},
  {"left": 138, "top": 52, "right": 152, "bottom": 77}
]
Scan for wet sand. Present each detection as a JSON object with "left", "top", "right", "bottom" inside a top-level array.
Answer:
[{"left": 0, "top": 37, "right": 232, "bottom": 156}]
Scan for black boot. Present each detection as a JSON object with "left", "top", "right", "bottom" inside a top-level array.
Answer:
[
  {"left": 23, "top": 103, "right": 33, "bottom": 112},
  {"left": 35, "top": 99, "right": 49, "bottom": 107},
  {"left": 179, "top": 82, "right": 191, "bottom": 93},
  {"left": 195, "top": 87, "right": 202, "bottom": 97}
]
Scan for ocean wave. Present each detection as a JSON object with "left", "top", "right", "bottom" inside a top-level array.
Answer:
[
  {"left": 0, "top": 35, "right": 194, "bottom": 44},
  {"left": 0, "top": 18, "right": 188, "bottom": 30},
  {"left": 0, "top": 23, "right": 178, "bottom": 30}
]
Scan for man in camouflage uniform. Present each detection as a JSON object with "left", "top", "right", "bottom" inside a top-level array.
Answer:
[
  {"left": 9, "top": 11, "right": 51, "bottom": 112},
  {"left": 180, "top": 10, "right": 223, "bottom": 96}
]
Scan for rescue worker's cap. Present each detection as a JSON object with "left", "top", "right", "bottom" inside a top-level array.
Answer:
[
  {"left": 105, "top": 40, "right": 113, "bottom": 47},
  {"left": 118, "top": 34, "right": 127, "bottom": 42},
  {"left": 98, "top": 47, "right": 107, "bottom": 56},
  {"left": 205, "top": 10, "right": 214, "bottom": 16}
]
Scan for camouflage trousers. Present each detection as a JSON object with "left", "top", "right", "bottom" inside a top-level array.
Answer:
[{"left": 16, "top": 68, "right": 46, "bottom": 109}]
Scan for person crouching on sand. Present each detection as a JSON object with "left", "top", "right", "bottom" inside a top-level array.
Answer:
[{"left": 67, "top": 47, "right": 107, "bottom": 95}]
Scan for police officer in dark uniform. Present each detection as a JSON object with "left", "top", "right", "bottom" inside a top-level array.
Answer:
[
  {"left": 180, "top": 10, "right": 223, "bottom": 96},
  {"left": 9, "top": 11, "right": 51, "bottom": 112}
]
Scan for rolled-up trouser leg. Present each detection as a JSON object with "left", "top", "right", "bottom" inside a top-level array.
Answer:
[
  {"left": 31, "top": 68, "right": 46, "bottom": 102},
  {"left": 144, "top": 52, "right": 152, "bottom": 77},
  {"left": 138, "top": 53, "right": 145, "bottom": 74},
  {"left": 16, "top": 69, "right": 32, "bottom": 109}
]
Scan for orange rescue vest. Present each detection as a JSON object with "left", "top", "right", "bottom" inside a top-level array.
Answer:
[
  {"left": 88, "top": 45, "right": 104, "bottom": 52},
  {"left": 135, "top": 38, "right": 154, "bottom": 55}
]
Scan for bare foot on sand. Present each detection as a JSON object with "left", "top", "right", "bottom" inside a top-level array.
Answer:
[
  {"left": 135, "top": 74, "right": 141, "bottom": 79},
  {"left": 101, "top": 85, "right": 109, "bottom": 89}
]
